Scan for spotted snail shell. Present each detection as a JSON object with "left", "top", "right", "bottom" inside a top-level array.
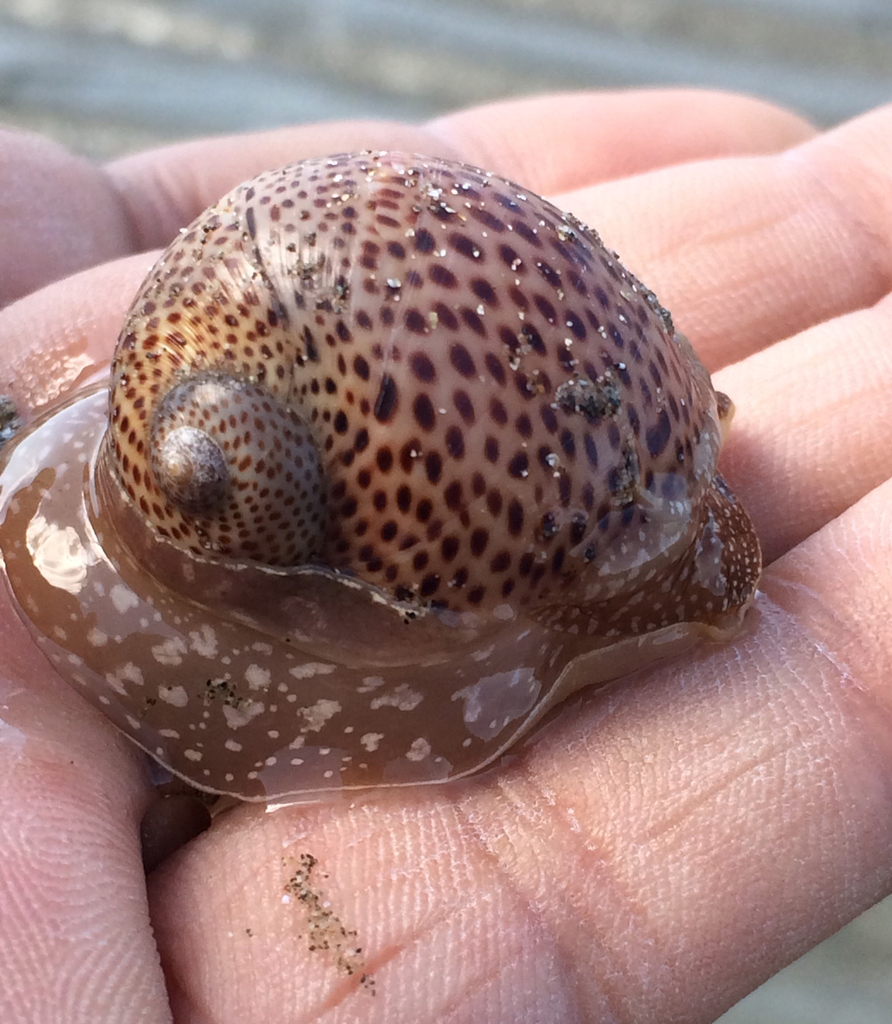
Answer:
[{"left": 0, "top": 152, "right": 761, "bottom": 801}]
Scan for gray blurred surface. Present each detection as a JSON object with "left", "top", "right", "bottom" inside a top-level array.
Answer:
[
  {"left": 1, "top": 2, "right": 891, "bottom": 1022},
  {"left": 0, "top": 0, "right": 890, "bottom": 157}
]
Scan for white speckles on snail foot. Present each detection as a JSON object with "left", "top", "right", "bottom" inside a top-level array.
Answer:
[{"left": 0, "top": 152, "right": 761, "bottom": 801}]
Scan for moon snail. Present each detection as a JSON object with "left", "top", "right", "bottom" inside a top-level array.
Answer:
[{"left": 0, "top": 152, "right": 761, "bottom": 801}]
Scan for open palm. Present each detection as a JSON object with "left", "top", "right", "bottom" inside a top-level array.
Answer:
[{"left": 1, "top": 89, "right": 890, "bottom": 1024}]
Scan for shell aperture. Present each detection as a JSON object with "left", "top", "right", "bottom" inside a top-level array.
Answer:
[{"left": 0, "top": 152, "right": 761, "bottom": 801}]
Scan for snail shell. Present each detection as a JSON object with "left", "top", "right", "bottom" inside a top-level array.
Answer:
[{"left": 0, "top": 152, "right": 761, "bottom": 801}]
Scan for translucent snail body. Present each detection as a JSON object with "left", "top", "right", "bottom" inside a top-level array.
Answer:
[{"left": 0, "top": 152, "right": 761, "bottom": 801}]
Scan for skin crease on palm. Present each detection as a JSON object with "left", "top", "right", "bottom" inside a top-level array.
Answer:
[{"left": 2, "top": 88, "right": 892, "bottom": 1024}]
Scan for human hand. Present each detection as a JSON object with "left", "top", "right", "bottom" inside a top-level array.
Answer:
[{"left": 1, "top": 88, "right": 889, "bottom": 1024}]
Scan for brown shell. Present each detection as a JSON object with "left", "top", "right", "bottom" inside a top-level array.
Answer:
[{"left": 0, "top": 152, "right": 761, "bottom": 801}]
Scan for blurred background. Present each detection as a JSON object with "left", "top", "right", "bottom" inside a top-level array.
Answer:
[
  {"left": 1, "top": 1, "right": 891, "bottom": 1021},
  {"left": 1, "top": 0, "right": 891, "bottom": 157}
]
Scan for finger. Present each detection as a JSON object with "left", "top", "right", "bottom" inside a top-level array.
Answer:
[
  {"left": 428, "top": 88, "right": 815, "bottom": 194},
  {"left": 0, "top": 257, "right": 195, "bottom": 1023},
  {"left": 0, "top": 129, "right": 137, "bottom": 309},
  {"left": 149, "top": 479, "right": 892, "bottom": 1024},
  {"left": 105, "top": 119, "right": 459, "bottom": 254},
  {"left": 0, "top": 607, "right": 171, "bottom": 1024},
  {"left": 558, "top": 102, "right": 892, "bottom": 370},
  {"left": 0, "top": 253, "right": 155, "bottom": 416},
  {"left": 0, "top": 98, "right": 839, "bottom": 411},
  {"left": 105, "top": 90, "right": 813, "bottom": 257},
  {"left": 504, "top": 479, "right": 892, "bottom": 1020},
  {"left": 149, "top": 790, "right": 589, "bottom": 1023},
  {"left": 0, "top": 92, "right": 820, "bottom": 313},
  {"left": 103, "top": 88, "right": 814, "bottom": 261},
  {"left": 716, "top": 290, "right": 892, "bottom": 564}
]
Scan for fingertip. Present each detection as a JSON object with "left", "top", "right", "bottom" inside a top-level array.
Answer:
[
  {"left": 0, "top": 252, "right": 156, "bottom": 416},
  {"left": 105, "top": 120, "right": 462, "bottom": 251},
  {"left": 0, "top": 128, "right": 137, "bottom": 308},
  {"left": 0, "top": 610, "right": 169, "bottom": 1022},
  {"left": 427, "top": 88, "right": 817, "bottom": 194}
]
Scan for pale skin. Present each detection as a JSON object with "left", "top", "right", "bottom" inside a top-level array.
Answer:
[{"left": 0, "top": 88, "right": 891, "bottom": 1023}]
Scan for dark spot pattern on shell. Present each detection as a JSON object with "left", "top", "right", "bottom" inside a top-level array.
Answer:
[{"left": 0, "top": 152, "right": 761, "bottom": 802}]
